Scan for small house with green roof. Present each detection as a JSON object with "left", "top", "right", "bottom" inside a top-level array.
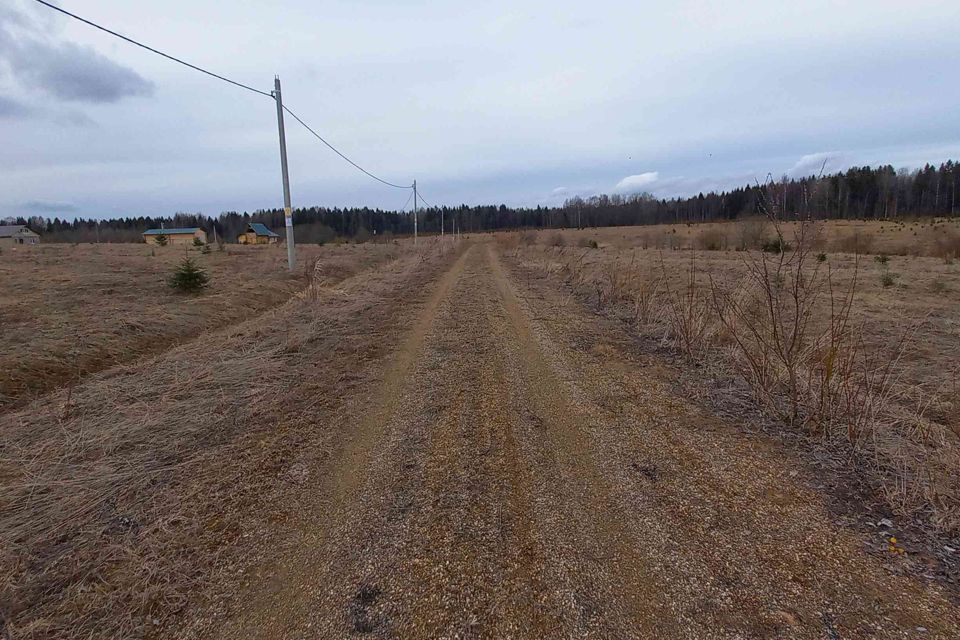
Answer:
[{"left": 237, "top": 223, "right": 280, "bottom": 245}]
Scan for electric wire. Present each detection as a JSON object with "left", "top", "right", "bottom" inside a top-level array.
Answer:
[
  {"left": 32, "top": 0, "right": 417, "bottom": 192},
  {"left": 31, "top": 0, "right": 273, "bottom": 98},
  {"left": 399, "top": 190, "right": 414, "bottom": 212},
  {"left": 414, "top": 190, "right": 436, "bottom": 208},
  {"left": 282, "top": 106, "right": 412, "bottom": 190}
]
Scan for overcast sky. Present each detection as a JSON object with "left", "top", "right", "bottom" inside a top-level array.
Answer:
[{"left": 1, "top": 0, "right": 959, "bottom": 220}]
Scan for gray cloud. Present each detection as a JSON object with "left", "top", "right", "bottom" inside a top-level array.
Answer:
[
  {"left": 11, "top": 39, "right": 153, "bottom": 103},
  {"left": 0, "top": 5, "right": 153, "bottom": 104},
  {"left": 21, "top": 199, "right": 79, "bottom": 213},
  {"left": 0, "top": 95, "right": 32, "bottom": 118}
]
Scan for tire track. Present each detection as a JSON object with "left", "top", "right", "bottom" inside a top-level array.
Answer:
[
  {"left": 204, "top": 245, "right": 475, "bottom": 639},
  {"left": 497, "top": 244, "right": 960, "bottom": 638}
]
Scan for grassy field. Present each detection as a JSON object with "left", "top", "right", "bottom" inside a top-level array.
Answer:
[
  {"left": 508, "top": 218, "right": 960, "bottom": 532},
  {"left": 547, "top": 217, "right": 960, "bottom": 257},
  {"left": 0, "top": 242, "right": 404, "bottom": 409},
  {"left": 2, "top": 232, "right": 960, "bottom": 638}
]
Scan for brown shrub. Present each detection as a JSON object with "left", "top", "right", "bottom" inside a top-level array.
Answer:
[
  {"left": 695, "top": 227, "right": 728, "bottom": 251},
  {"left": 932, "top": 227, "right": 960, "bottom": 262},
  {"left": 519, "top": 231, "right": 538, "bottom": 246},
  {"left": 736, "top": 216, "right": 769, "bottom": 250},
  {"left": 835, "top": 230, "right": 875, "bottom": 254}
]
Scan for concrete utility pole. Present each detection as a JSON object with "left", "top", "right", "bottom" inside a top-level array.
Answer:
[
  {"left": 413, "top": 179, "right": 418, "bottom": 246},
  {"left": 273, "top": 76, "right": 296, "bottom": 270}
]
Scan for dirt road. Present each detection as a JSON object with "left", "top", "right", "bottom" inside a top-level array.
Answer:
[{"left": 171, "top": 240, "right": 959, "bottom": 639}]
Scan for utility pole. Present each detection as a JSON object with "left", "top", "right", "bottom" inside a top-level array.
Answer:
[
  {"left": 413, "top": 179, "right": 418, "bottom": 246},
  {"left": 273, "top": 76, "right": 295, "bottom": 271},
  {"left": 441, "top": 206, "right": 444, "bottom": 237}
]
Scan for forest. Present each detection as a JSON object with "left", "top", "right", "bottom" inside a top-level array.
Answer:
[{"left": 7, "top": 161, "right": 959, "bottom": 243}]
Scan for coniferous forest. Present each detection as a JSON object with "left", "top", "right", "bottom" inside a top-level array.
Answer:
[{"left": 7, "top": 161, "right": 959, "bottom": 243}]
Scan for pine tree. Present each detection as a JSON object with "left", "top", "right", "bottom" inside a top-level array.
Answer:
[{"left": 168, "top": 258, "right": 209, "bottom": 293}]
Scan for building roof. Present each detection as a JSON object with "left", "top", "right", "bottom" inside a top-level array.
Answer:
[
  {"left": 143, "top": 227, "right": 202, "bottom": 235},
  {"left": 0, "top": 225, "right": 39, "bottom": 238},
  {"left": 248, "top": 223, "right": 280, "bottom": 237}
]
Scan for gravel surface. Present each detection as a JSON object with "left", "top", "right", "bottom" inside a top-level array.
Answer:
[{"left": 183, "top": 241, "right": 960, "bottom": 638}]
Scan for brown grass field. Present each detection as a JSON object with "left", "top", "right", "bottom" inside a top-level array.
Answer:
[
  {"left": 3, "top": 226, "right": 960, "bottom": 638},
  {"left": 509, "top": 219, "right": 960, "bottom": 532},
  {"left": 0, "top": 242, "right": 405, "bottom": 409}
]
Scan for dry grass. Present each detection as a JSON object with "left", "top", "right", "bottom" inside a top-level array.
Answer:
[
  {"left": 512, "top": 221, "right": 960, "bottom": 533},
  {"left": 0, "top": 243, "right": 405, "bottom": 409},
  {"left": 540, "top": 216, "right": 960, "bottom": 258},
  {"left": 0, "top": 239, "right": 448, "bottom": 639}
]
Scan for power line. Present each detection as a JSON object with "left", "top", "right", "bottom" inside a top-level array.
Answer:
[
  {"left": 31, "top": 0, "right": 273, "bottom": 98},
  {"left": 32, "top": 0, "right": 416, "bottom": 192},
  {"left": 399, "top": 189, "right": 414, "bottom": 212},
  {"left": 414, "top": 190, "right": 436, "bottom": 208},
  {"left": 282, "top": 105, "right": 412, "bottom": 190}
]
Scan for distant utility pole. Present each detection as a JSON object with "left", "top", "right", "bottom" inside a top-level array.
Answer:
[
  {"left": 441, "top": 206, "right": 444, "bottom": 237},
  {"left": 413, "top": 179, "right": 418, "bottom": 246},
  {"left": 273, "top": 76, "right": 296, "bottom": 270}
]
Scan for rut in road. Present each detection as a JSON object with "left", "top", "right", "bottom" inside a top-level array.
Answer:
[{"left": 192, "top": 241, "right": 960, "bottom": 639}]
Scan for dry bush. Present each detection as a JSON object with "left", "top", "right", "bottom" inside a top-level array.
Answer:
[
  {"left": 576, "top": 236, "right": 599, "bottom": 249},
  {"left": 931, "top": 227, "right": 960, "bottom": 262},
  {"left": 835, "top": 230, "right": 875, "bottom": 254},
  {"left": 695, "top": 227, "right": 728, "bottom": 251},
  {"left": 519, "top": 230, "right": 538, "bottom": 246},
  {"left": 661, "top": 253, "right": 714, "bottom": 357},
  {"left": 734, "top": 216, "right": 768, "bottom": 250},
  {"left": 547, "top": 231, "right": 566, "bottom": 247},
  {"left": 630, "top": 271, "right": 664, "bottom": 325}
]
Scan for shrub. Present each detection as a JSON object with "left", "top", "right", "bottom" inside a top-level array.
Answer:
[
  {"left": 696, "top": 227, "right": 727, "bottom": 251},
  {"left": 761, "top": 238, "right": 792, "bottom": 253},
  {"left": 192, "top": 237, "right": 205, "bottom": 247},
  {"left": 736, "top": 216, "right": 769, "bottom": 250},
  {"left": 816, "top": 252, "right": 827, "bottom": 262},
  {"left": 836, "top": 231, "right": 874, "bottom": 254},
  {"left": 154, "top": 234, "right": 168, "bottom": 247},
  {"left": 548, "top": 231, "right": 566, "bottom": 247},
  {"left": 353, "top": 227, "right": 371, "bottom": 244},
  {"left": 577, "top": 237, "right": 598, "bottom": 249},
  {"left": 874, "top": 254, "right": 890, "bottom": 265},
  {"left": 168, "top": 258, "right": 209, "bottom": 293},
  {"left": 880, "top": 271, "right": 898, "bottom": 288},
  {"left": 932, "top": 228, "right": 960, "bottom": 262},
  {"left": 519, "top": 231, "right": 537, "bottom": 246}
]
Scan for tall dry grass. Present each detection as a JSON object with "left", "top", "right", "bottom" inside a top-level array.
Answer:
[
  {"left": 0, "top": 240, "right": 448, "bottom": 639},
  {"left": 518, "top": 207, "right": 960, "bottom": 533}
]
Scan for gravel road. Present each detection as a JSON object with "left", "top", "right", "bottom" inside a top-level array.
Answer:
[{"left": 187, "top": 241, "right": 960, "bottom": 638}]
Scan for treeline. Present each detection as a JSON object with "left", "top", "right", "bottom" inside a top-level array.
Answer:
[{"left": 8, "top": 161, "right": 959, "bottom": 243}]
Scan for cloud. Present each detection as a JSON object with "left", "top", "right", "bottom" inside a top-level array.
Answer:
[
  {"left": 0, "top": 95, "right": 32, "bottom": 118},
  {"left": 21, "top": 199, "right": 79, "bottom": 213},
  {"left": 787, "top": 152, "right": 850, "bottom": 178},
  {"left": 614, "top": 171, "right": 659, "bottom": 193},
  {"left": 0, "top": 6, "right": 154, "bottom": 104}
]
